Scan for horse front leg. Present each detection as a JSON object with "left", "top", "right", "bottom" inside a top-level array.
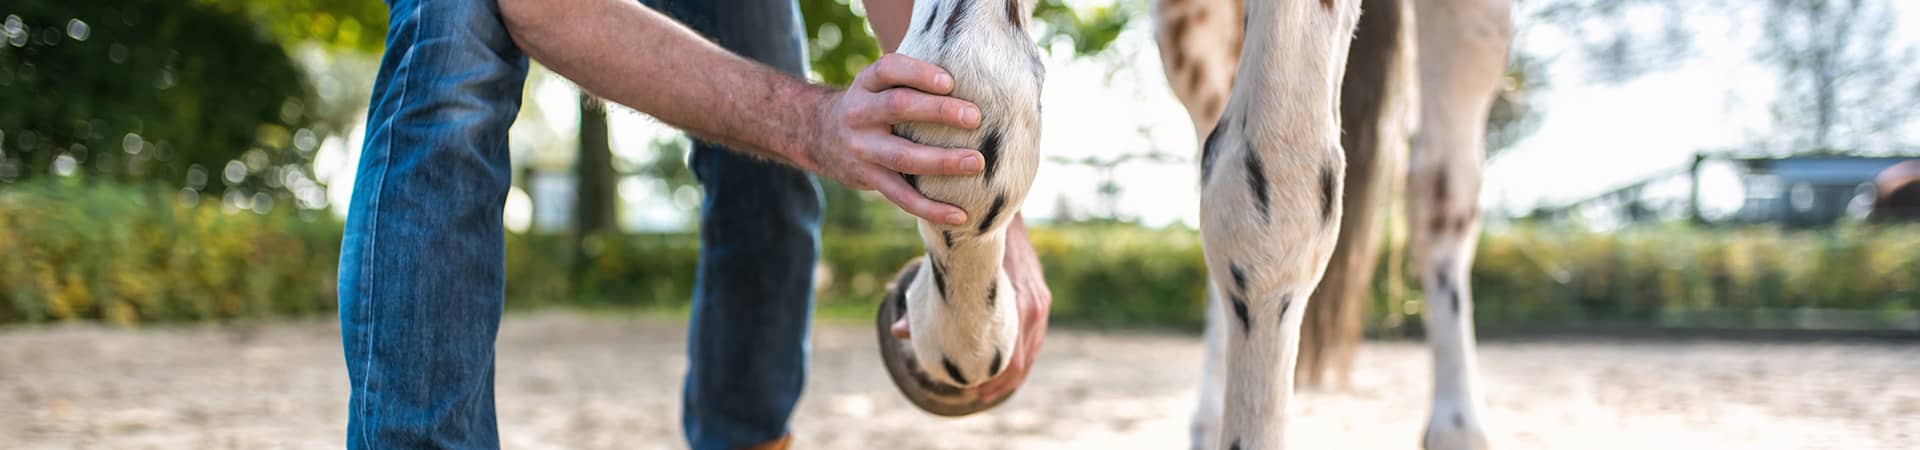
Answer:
[{"left": 1200, "top": 1, "right": 1364, "bottom": 447}]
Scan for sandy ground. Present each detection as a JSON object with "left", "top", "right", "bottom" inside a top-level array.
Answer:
[{"left": 2, "top": 312, "right": 1916, "bottom": 450}]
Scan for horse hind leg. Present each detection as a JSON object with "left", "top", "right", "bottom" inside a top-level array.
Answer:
[
  {"left": 1409, "top": 0, "right": 1512, "bottom": 448},
  {"left": 1297, "top": 0, "right": 1420, "bottom": 390},
  {"left": 1188, "top": 283, "right": 1229, "bottom": 450}
]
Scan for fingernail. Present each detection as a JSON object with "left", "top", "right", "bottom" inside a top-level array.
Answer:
[
  {"left": 961, "top": 107, "right": 980, "bottom": 127},
  {"left": 961, "top": 155, "right": 983, "bottom": 172},
  {"left": 936, "top": 73, "right": 954, "bottom": 90},
  {"left": 946, "top": 212, "right": 966, "bottom": 225}
]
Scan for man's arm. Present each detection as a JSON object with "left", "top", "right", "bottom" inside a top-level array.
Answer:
[
  {"left": 863, "top": 0, "right": 916, "bottom": 52},
  {"left": 499, "top": 0, "right": 976, "bottom": 225}
]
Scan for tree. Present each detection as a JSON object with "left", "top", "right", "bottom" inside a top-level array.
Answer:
[
  {"left": 198, "top": 0, "right": 388, "bottom": 53},
  {"left": 1757, "top": 0, "right": 1920, "bottom": 153},
  {"left": 574, "top": 93, "right": 617, "bottom": 237},
  {"left": 1490, "top": 0, "right": 1704, "bottom": 158},
  {"left": 1, "top": 0, "right": 314, "bottom": 205}
]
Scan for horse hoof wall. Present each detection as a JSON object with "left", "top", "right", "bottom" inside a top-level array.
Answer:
[{"left": 875, "top": 258, "right": 1015, "bottom": 417}]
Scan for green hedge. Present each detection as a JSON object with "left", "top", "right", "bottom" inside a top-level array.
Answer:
[
  {"left": 4, "top": 182, "right": 1917, "bottom": 330},
  {"left": 0, "top": 181, "right": 341, "bottom": 324},
  {"left": 1465, "top": 223, "right": 1920, "bottom": 329},
  {"left": 499, "top": 224, "right": 1210, "bottom": 330}
]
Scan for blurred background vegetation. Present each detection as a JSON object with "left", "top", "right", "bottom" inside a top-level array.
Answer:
[
  {"left": 6, "top": 181, "right": 1917, "bottom": 332},
  {"left": 2, "top": 0, "right": 1917, "bottom": 333}
]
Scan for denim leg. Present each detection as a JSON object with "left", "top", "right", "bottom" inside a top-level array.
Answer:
[
  {"left": 638, "top": 1, "right": 823, "bottom": 449},
  {"left": 338, "top": 0, "right": 527, "bottom": 448}
]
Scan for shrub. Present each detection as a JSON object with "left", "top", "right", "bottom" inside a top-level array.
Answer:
[
  {"left": 0, "top": 180, "right": 340, "bottom": 325},
  {"left": 4, "top": 182, "right": 1917, "bottom": 331}
]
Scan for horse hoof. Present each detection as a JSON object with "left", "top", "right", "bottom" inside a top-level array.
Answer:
[{"left": 875, "top": 258, "right": 1015, "bottom": 417}]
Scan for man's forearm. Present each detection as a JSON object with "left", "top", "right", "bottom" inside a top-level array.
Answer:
[
  {"left": 863, "top": 0, "right": 915, "bottom": 52},
  {"left": 500, "top": 0, "right": 826, "bottom": 164}
]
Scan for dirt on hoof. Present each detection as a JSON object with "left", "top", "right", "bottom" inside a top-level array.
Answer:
[{"left": 2, "top": 312, "right": 1915, "bottom": 449}]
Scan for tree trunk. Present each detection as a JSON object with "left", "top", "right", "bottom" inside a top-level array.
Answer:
[{"left": 574, "top": 93, "right": 617, "bottom": 242}]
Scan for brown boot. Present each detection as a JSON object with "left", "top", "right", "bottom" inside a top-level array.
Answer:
[{"left": 737, "top": 434, "right": 792, "bottom": 450}]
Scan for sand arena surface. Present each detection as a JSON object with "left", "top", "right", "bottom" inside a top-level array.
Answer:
[{"left": 2, "top": 312, "right": 1916, "bottom": 449}]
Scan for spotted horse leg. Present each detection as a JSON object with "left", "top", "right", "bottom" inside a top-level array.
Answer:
[
  {"left": 873, "top": 0, "right": 1048, "bottom": 416},
  {"left": 1408, "top": 0, "right": 1510, "bottom": 448},
  {"left": 1198, "top": 0, "right": 1362, "bottom": 448}
]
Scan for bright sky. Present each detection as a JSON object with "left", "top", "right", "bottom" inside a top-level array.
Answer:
[
  {"left": 1485, "top": 1, "right": 1920, "bottom": 216},
  {"left": 322, "top": 1, "right": 1920, "bottom": 231}
]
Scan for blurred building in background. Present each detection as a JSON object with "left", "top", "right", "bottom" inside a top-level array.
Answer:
[{"left": 1531, "top": 152, "right": 1920, "bottom": 228}]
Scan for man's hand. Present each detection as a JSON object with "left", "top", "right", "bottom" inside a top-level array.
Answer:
[
  {"left": 795, "top": 54, "right": 985, "bottom": 226},
  {"left": 890, "top": 214, "right": 1052, "bottom": 401},
  {"left": 500, "top": 0, "right": 980, "bottom": 224}
]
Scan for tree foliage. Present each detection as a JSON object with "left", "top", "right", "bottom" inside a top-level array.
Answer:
[
  {"left": 1509, "top": 0, "right": 1920, "bottom": 155},
  {"left": 797, "top": 0, "right": 1132, "bottom": 87},
  {"left": 796, "top": 0, "right": 887, "bottom": 87},
  {"left": 1757, "top": 0, "right": 1920, "bottom": 153},
  {"left": 1523, "top": 0, "right": 1699, "bottom": 84},
  {"left": 197, "top": 0, "right": 388, "bottom": 53},
  {"left": 1487, "top": 0, "right": 1705, "bottom": 158},
  {"left": 1, "top": 0, "right": 315, "bottom": 203}
]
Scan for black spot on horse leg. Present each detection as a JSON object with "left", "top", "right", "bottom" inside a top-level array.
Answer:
[
  {"left": 1006, "top": 0, "right": 1022, "bottom": 29},
  {"left": 1244, "top": 147, "right": 1271, "bottom": 223},
  {"left": 931, "top": 257, "right": 949, "bottom": 300},
  {"left": 1230, "top": 439, "right": 1242, "bottom": 450},
  {"left": 1232, "top": 294, "right": 1251, "bottom": 335},
  {"left": 1229, "top": 263, "right": 1249, "bottom": 293},
  {"left": 990, "top": 276, "right": 1006, "bottom": 307},
  {"left": 1202, "top": 116, "right": 1230, "bottom": 185},
  {"left": 1451, "top": 288, "right": 1461, "bottom": 316},
  {"left": 978, "top": 194, "right": 1007, "bottom": 234},
  {"left": 923, "top": 2, "right": 940, "bottom": 33},
  {"left": 943, "top": 356, "right": 970, "bottom": 385},
  {"left": 943, "top": 230, "right": 955, "bottom": 249},
  {"left": 942, "top": 0, "right": 969, "bottom": 47},
  {"left": 988, "top": 349, "right": 1004, "bottom": 377},
  {"left": 1452, "top": 413, "right": 1465, "bottom": 429},
  {"left": 979, "top": 128, "right": 1003, "bottom": 182},
  {"left": 1321, "top": 165, "right": 1338, "bottom": 224}
]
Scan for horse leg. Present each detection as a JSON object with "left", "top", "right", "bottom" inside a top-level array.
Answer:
[{"left": 1408, "top": 0, "right": 1511, "bottom": 447}]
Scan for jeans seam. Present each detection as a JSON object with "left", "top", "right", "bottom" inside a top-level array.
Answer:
[{"left": 355, "top": 2, "right": 422, "bottom": 448}]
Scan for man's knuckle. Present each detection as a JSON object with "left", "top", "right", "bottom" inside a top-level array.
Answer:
[
  {"left": 875, "top": 56, "right": 903, "bottom": 77},
  {"left": 888, "top": 149, "right": 915, "bottom": 170},
  {"left": 937, "top": 99, "right": 960, "bottom": 118},
  {"left": 885, "top": 91, "right": 914, "bottom": 113},
  {"left": 844, "top": 137, "right": 870, "bottom": 157}
]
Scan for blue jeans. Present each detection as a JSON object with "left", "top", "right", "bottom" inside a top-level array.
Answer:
[{"left": 337, "top": 0, "right": 821, "bottom": 448}]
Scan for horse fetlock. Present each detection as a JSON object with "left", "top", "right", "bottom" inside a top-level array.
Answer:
[{"left": 906, "top": 265, "right": 1017, "bottom": 388}]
